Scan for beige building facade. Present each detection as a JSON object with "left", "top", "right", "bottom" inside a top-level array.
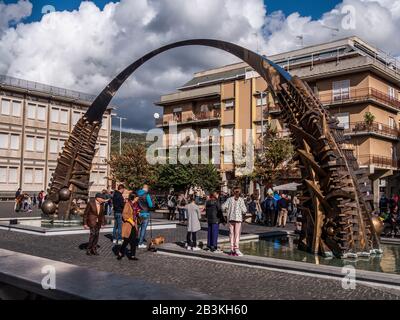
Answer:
[
  {"left": 0, "top": 75, "right": 112, "bottom": 198},
  {"left": 156, "top": 37, "right": 400, "bottom": 205}
]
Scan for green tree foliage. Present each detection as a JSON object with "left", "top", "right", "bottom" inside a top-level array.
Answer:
[
  {"left": 108, "top": 144, "right": 157, "bottom": 190},
  {"left": 155, "top": 163, "right": 221, "bottom": 193}
]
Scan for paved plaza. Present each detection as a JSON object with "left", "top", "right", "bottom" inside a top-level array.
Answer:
[{"left": 1, "top": 208, "right": 400, "bottom": 299}]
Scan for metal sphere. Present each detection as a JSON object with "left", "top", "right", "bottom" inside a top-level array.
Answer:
[
  {"left": 371, "top": 216, "right": 384, "bottom": 236},
  {"left": 59, "top": 187, "right": 71, "bottom": 201},
  {"left": 327, "top": 226, "right": 335, "bottom": 236},
  {"left": 41, "top": 200, "right": 57, "bottom": 215}
]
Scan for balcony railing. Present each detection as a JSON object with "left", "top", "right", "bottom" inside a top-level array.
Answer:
[
  {"left": 156, "top": 110, "right": 221, "bottom": 127},
  {"left": 343, "top": 121, "right": 400, "bottom": 139},
  {"left": 358, "top": 154, "right": 400, "bottom": 169},
  {"left": 319, "top": 87, "right": 400, "bottom": 110}
]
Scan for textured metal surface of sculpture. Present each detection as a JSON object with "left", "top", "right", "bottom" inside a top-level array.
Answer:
[{"left": 43, "top": 39, "right": 382, "bottom": 258}]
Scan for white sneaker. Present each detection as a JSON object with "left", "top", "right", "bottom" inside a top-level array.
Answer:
[
  {"left": 112, "top": 239, "right": 117, "bottom": 244},
  {"left": 138, "top": 244, "right": 147, "bottom": 249},
  {"left": 117, "top": 240, "right": 123, "bottom": 245},
  {"left": 235, "top": 250, "right": 244, "bottom": 256},
  {"left": 192, "top": 247, "right": 201, "bottom": 251},
  {"left": 214, "top": 249, "right": 223, "bottom": 253},
  {"left": 187, "top": 246, "right": 193, "bottom": 251}
]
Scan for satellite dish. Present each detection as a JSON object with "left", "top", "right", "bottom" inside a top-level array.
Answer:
[{"left": 154, "top": 113, "right": 160, "bottom": 119}]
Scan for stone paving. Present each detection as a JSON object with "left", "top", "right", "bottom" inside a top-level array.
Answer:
[{"left": 1, "top": 220, "right": 400, "bottom": 300}]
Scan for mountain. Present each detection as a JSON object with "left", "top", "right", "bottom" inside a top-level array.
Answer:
[{"left": 110, "top": 130, "right": 148, "bottom": 155}]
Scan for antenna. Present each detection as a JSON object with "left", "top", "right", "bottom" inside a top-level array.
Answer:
[
  {"left": 320, "top": 23, "right": 339, "bottom": 40},
  {"left": 296, "top": 35, "right": 304, "bottom": 48}
]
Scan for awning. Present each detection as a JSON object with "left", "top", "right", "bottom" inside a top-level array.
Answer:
[{"left": 273, "top": 182, "right": 301, "bottom": 191}]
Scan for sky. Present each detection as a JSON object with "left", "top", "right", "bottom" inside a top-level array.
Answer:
[{"left": 0, "top": 0, "right": 399, "bottom": 132}]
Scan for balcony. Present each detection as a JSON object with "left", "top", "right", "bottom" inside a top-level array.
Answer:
[
  {"left": 358, "top": 154, "right": 400, "bottom": 169},
  {"left": 319, "top": 87, "right": 400, "bottom": 111},
  {"left": 155, "top": 110, "right": 221, "bottom": 127},
  {"left": 343, "top": 121, "right": 400, "bottom": 140}
]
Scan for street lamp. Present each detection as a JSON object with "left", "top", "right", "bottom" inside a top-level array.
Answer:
[
  {"left": 255, "top": 90, "right": 268, "bottom": 153},
  {"left": 114, "top": 116, "right": 127, "bottom": 155}
]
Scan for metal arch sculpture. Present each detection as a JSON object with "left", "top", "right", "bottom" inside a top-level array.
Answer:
[{"left": 42, "top": 39, "right": 383, "bottom": 258}]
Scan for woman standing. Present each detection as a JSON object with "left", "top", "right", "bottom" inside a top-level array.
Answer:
[
  {"left": 205, "top": 192, "right": 223, "bottom": 252},
  {"left": 167, "top": 191, "right": 177, "bottom": 220},
  {"left": 186, "top": 196, "right": 201, "bottom": 251},
  {"left": 117, "top": 192, "right": 140, "bottom": 261}
]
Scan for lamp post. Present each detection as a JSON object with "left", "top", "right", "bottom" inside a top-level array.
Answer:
[{"left": 115, "top": 116, "right": 127, "bottom": 155}]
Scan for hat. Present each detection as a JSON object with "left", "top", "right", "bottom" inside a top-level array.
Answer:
[{"left": 95, "top": 193, "right": 107, "bottom": 200}]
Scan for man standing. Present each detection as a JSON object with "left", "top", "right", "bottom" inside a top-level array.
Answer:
[
  {"left": 38, "top": 190, "right": 45, "bottom": 208},
  {"left": 112, "top": 184, "right": 125, "bottom": 244},
  {"left": 262, "top": 190, "right": 276, "bottom": 226},
  {"left": 137, "top": 184, "right": 153, "bottom": 249},
  {"left": 205, "top": 191, "right": 223, "bottom": 252},
  {"left": 222, "top": 187, "right": 247, "bottom": 257},
  {"left": 83, "top": 193, "right": 107, "bottom": 256},
  {"left": 277, "top": 194, "right": 289, "bottom": 228}
]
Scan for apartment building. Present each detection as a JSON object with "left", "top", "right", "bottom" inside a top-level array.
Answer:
[
  {"left": 155, "top": 37, "right": 400, "bottom": 205},
  {"left": 0, "top": 75, "right": 113, "bottom": 198}
]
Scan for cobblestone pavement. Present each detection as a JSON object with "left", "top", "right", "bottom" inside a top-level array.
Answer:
[
  {"left": 0, "top": 201, "right": 42, "bottom": 218},
  {"left": 1, "top": 223, "right": 400, "bottom": 300}
]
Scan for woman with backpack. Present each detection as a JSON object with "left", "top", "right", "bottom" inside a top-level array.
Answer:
[{"left": 167, "top": 191, "right": 177, "bottom": 220}]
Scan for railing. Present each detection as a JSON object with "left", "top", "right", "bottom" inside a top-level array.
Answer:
[
  {"left": 343, "top": 121, "right": 400, "bottom": 139},
  {"left": 319, "top": 87, "right": 400, "bottom": 110},
  {"left": 156, "top": 110, "right": 221, "bottom": 126},
  {"left": 358, "top": 154, "right": 400, "bottom": 168},
  {"left": 0, "top": 74, "right": 96, "bottom": 102}
]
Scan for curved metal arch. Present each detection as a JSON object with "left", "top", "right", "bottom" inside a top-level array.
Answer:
[{"left": 85, "top": 39, "right": 291, "bottom": 123}]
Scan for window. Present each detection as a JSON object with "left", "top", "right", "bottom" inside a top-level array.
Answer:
[
  {"left": 50, "top": 138, "right": 65, "bottom": 154},
  {"left": 222, "top": 127, "right": 234, "bottom": 164},
  {"left": 10, "top": 134, "right": 20, "bottom": 150},
  {"left": 51, "top": 108, "right": 59, "bottom": 123},
  {"left": 335, "top": 113, "right": 350, "bottom": 130},
  {"left": 332, "top": 80, "right": 350, "bottom": 101},
  {"left": 27, "top": 104, "right": 36, "bottom": 119},
  {"left": 26, "top": 136, "right": 45, "bottom": 152},
  {"left": 256, "top": 96, "right": 267, "bottom": 106},
  {"left": 37, "top": 105, "right": 46, "bottom": 121},
  {"left": 12, "top": 101, "right": 21, "bottom": 117},
  {"left": 72, "top": 112, "right": 82, "bottom": 126},
  {"left": 0, "top": 167, "right": 6, "bottom": 183},
  {"left": 24, "top": 168, "right": 43, "bottom": 184},
  {"left": 389, "top": 86, "right": 396, "bottom": 99},
  {"left": 389, "top": 117, "right": 395, "bottom": 129},
  {"left": 9, "top": 167, "right": 17, "bottom": 183},
  {"left": 101, "top": 117, "right": 107, "bottom": 130},
  {"left": 1, "top": 99, "right": 10, "bottom": 115},
  {"left": 99, "top": 144, "right": 107, "bottom": 158},
  {"left": 0, "top": 133, "right": 8, "bottom": 149},
  {"left": 91, "top": 171, "right": 106, "bottom": 185},
  {"left": 225, "top": 99, "right": 235, "bottom": 110},
  {"left": 60, "top": 110, "right": 68, "bottom": 124}
]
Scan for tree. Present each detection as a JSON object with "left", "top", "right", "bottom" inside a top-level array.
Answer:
[
  {"left": 108, "top": 144, "right": 157, "bottom": 190},
  {"left": 252, "top": 125, "right": 295, "bottom": 186},
  {"left": 155, "top": 163, "right": 221, "bottom": 193}
]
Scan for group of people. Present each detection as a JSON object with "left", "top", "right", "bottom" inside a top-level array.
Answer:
[
  {"left": 14, "top": 188, "right": 45, "bottom": 213},
  {"left": 247, "top": 189, "right": 300, "bottom": 228},
  {"left": 166, "top": 192, "right": 190, "bottom": 222},
  {"left": 379, "top": 194, "right": 400, "bottom": 236},
  {"left": 83, "top": 184, "right": 153, "bottom": 260}
]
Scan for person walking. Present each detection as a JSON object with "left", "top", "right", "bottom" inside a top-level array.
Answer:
[
  {"left": 117, "top": 192, "right": 140, "bottom": 261},
  {"left": 167, "top": 191, "right": 177, "bottom": 220},
  {"left": 205, "top": 191, "right": 223, "bottom": 252},
  {"left": 83, "top": 193, "right": 107, "bottom": 256},
  {"left": 112, "top": 184, "right": 125, "bottom": 244},
  {"left": 222, "top": 187, "right": 247, "bottom": 257},
  {"left": 186, "top": 196, "right": 201, "bottom": 251},
  {"left": 177, "top": 193, "right": 188, "bottom": 223},
  {"left": 137, "top": 184, "right": 153, "bottom": 249},
  {"left": 277, "top": 193, "right": 289, "bottom": 228}
]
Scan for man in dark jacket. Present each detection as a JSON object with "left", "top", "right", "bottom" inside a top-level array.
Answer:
[
  {"left": 112, "top": 184, "right": 125, "bottom": 244},
  {"left": 205, "top": 192, "right": 223, "bottom": 252},
  {"left": 277, "top": 194, "right": 289, "bottom": 228},
  {"left": 83, "top": 193, "right": 107, "bottom": 256},
  {"left": 262, "top": 192, "right": 276, "bottom": 226}
]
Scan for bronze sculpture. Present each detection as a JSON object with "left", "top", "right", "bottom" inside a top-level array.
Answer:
[{"left": 42, "top": 39, "right": 382, "bottom": 258}]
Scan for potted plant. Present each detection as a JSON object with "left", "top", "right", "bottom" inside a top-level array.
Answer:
[{"left": 364, "top": 111, "right": 375, "bottom": 130}]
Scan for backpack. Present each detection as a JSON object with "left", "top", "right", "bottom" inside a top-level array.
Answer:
[
  {"left": 180, "top": 198, "right": 187, "bottom": 206},
  {"left": 138, "top": 193, "right": 149, "bottom": 212},
  {"left": 168, "top": 196, "right": 176, "bottom": 207}
]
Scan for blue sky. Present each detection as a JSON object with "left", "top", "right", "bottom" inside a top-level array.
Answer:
[{"left": 4, "top": 0, "right": 341, "bottom": 23}]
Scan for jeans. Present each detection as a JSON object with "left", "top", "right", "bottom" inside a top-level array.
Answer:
[
  {"left": 113, "top": 212, "right": 122, "bottom": 241},
  {"left": 207, "top": 223, "right": 219, "bottom": 249},
  {"left": 178, "top": 208, "right": 187, "bottom": 221},
  {"left": 138, "top": 218, "right": 149, "bottom": 245}
]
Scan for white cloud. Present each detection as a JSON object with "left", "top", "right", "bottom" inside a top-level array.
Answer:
[{"left": 0, "top": 0, "right": 399, "bottom": 130}]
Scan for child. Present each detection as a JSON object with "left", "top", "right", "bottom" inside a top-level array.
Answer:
[{"left": 186, "top": 196, "right": 201, "bottom": 251}]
